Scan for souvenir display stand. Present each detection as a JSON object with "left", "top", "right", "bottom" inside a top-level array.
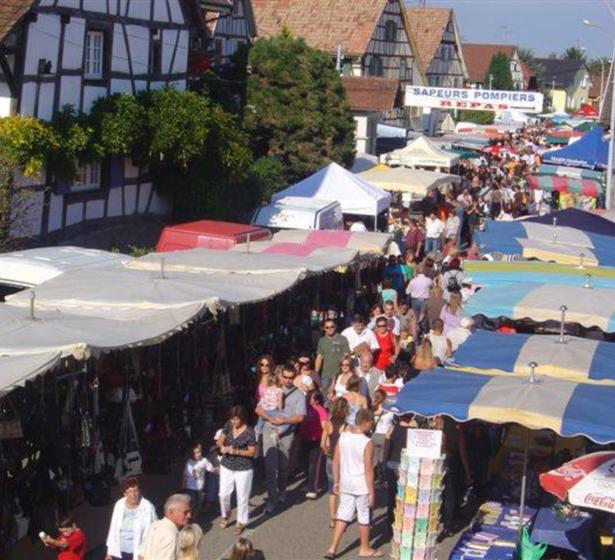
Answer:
[{"left": 391, "top": 429, "right": 446, "bottom": 560}]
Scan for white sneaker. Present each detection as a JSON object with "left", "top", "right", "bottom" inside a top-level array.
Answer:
[{"left": 305, "top": 492, "right": 317, "bottom": 500}]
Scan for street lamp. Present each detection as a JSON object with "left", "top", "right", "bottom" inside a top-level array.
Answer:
[{"left": 584, "top": 18, "right": 615, "bottom": 209}]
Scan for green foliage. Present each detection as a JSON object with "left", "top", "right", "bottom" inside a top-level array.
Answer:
[
  {"left": 89, "top": 94, "right": 146, "bottom": 161},
  {"left": 248, "top": 156, "right": 286, "bottom": 204},
  {"left": 140, "top": 88, "right": 212, "bottom": 168},
  {"left": 563, "top": 46, "right": 587, "bottom": 62},
  {"left": 0, "top": 153, "right": 14, "bottom": 249},
  {"left": 47, "top": 105, "right": 96, "bottom": 181},
  {"left": 0, "top": 115, "right": 58, "bottom": 176},
  {"left": 244, "top": 32, "right": 355, "bottom": 186},
  {"left": 484, "top": 52, "right": 514, "bottom": 90},
  {"left": 457, "top": 110, "right": 494, "bottom": 125}
]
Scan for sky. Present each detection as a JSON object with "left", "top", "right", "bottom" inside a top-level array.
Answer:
[{"left": 413, "top": 0, "right": 615, "bottom": 60}]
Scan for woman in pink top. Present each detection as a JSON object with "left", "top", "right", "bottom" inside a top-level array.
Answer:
[
  {"left": 255, "top": 354, "right": 275, "bottom": 401},
  {"left": 300, "top": 391, "right": 328, "bottom": 499},
  {"left": 440, "top": 293, "right": 463, "bottom": 335}
]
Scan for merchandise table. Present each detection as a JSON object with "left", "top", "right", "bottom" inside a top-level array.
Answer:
[{"left": 530, "top": 505, "right": 596, "bottom": 560}]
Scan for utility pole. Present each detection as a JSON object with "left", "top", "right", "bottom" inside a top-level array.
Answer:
[{"left": 489, "top": 74, "right": 493, "bottom": 90}]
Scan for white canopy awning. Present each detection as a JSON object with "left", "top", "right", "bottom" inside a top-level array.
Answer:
[
  {"left": 0, "top": 302, "right": 207, "bottom": 360},
  {"left": 0, "top": 352, "right": 62, "bottom": 395},
  {"left": 380, "top": 136, "right": 460, "bottom": 169},
  {"left": 0, "top": 246, "right": 130, "bottom": 288},
  {"left": 358, "top": 165, "right": 460, "bottom": 196},
  {"left": 271, "top": 162, "right": 391, "bottom": 217},
  {"left": 5, "top": 264, "right": 304, "bottom": 315}
]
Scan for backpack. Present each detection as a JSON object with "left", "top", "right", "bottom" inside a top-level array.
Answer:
[{"left": 447, "top": 271, "right": 461, "bottom": 293}]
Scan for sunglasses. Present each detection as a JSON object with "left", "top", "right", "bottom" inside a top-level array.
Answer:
[
  {"left": 282, "top": 375, "right": 295, "bottom": 380},
  {"left": 324, "top": 325, "right": 335, "bottom": 329},
  {"left": 377, "top": 324, "right": 387, "bottom": 328}
]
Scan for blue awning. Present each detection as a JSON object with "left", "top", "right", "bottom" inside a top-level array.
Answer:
[{"left": 542, "top": 127, "right": 609, "bottom": 170}]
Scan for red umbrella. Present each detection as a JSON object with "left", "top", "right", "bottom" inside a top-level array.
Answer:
[{"left": 539, "top": 451, "right": 615, "bottom": 513}]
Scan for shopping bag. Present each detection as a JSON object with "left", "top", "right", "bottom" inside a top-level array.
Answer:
[{"left": 517, "top": 528, "right": 547, "bottom": 560}]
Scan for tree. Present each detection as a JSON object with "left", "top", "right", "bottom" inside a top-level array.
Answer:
[
  {"left": 244, "top": 31, "right": 355, "bottom": 186},
  {"left": 518, "top": 47, "right": 540, "bottom": 73},
  {"left": 484, "top": 52, "right": 514, "bottom": 90},
  {"left": 457, "top": 110, "right": 494, "bottom": 125},
  {"left": 563, "top": 46, "right": 587, "bottom": 62}
]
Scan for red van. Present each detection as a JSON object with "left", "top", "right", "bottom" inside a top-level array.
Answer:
[{"left": 156, "top": 220, "right": 271, "bottom": 252}]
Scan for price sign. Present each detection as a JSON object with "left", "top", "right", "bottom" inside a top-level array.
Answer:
[{"left": 406, "top": 428, "right": 443, "bottom": 459}]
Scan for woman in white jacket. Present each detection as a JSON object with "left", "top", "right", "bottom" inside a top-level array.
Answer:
[{"left": 105, "top": 477, "right": 157, "bottom": 560}]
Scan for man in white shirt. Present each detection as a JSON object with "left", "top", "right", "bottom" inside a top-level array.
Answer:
[
  {"left": 367, "top": 300, "right": 401, "bottom": 337},
  {"left": 424, "top": 212, "right": 444, "bottom": 254},
  {"left": 342, "top": 314, "right": 379, "bottom": 354},
  {"left": 444, "top": 214, "right": 460, "bottom": 242},
  {"left": 139, "top": 494, "right": 192, "bottom": 560}
]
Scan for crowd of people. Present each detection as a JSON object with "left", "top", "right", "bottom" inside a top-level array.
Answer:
[{"left": 37, "top": 121, "right": 598, "bottom": 560}]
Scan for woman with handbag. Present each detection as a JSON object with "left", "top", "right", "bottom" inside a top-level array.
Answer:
[{"left": 105, "top": 477, "right": 157, "bottom": 560}]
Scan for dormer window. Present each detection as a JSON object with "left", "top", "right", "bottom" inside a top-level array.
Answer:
[{"left": 384, "top": 20, "right": 397, "bottom": 42}]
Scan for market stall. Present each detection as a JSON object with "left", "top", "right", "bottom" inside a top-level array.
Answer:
[
  {"left": 451, "top": 330, "right": 615, "bottom": 384},
  {"left": 270, "top": 162, "right": 391, "bottom": 231},
  {"left": 380, "top": 135, "right": 460, "bottom": 172},
  {"left": 526, "top": 174, "right": 602, "bottom": 197},
  {"left": 542, "top": 127, "right": 608, "bottom": 170},
  {"left": 358, "top": 165, "right": 460, "bottom": 199}
]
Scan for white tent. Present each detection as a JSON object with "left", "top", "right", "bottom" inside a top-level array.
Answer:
[
  {"left": 350, "top": 153, "right": 378, "bottom": 174},
  {"left": 380, "top": 135, "right": 459, "bottom": 171},
  {"left": 358, "top": 166, "right": 460, "bottom": 197},
  {"left": 270, "top": 162, "right": 391, "bottom": 228},
  {"left": 439, "top": 113, "right": 456, "bottom": 134},
  {"left": 0, "top": 246, "right": 130, "bottom": 288}
]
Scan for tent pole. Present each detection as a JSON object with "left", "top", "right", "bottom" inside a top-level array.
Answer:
[{"left": 519, "top": 428, "right": 530, "bottom": 540}]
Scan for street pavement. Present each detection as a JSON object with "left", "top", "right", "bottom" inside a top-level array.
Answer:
[{"left": 8, "top": 464, "right": 458, "bottom": 560}]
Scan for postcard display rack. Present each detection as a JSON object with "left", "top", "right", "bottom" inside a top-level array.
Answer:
[{"left": 391, "top": 429, "right": 446, "bottom": 560}]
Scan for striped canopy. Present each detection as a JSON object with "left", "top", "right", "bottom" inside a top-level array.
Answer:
[
  {"left": 464, "top": 261, "right": 615, "bottom": 290},
  {"left": 464, "top": 283, "right": 615, "bottom": 331},
  {"left": 475, "top": 221, "right": 615, "bottom": 267},
  {"left": 452, "top": 330, "right": 615, "bottom": 385},
  {"left": 537, "top": 165, "right": 603, "bottom": 180},
  {"left": 527, "top": 174, "right": 602, "bottom": 197},
  {"left": 392, "top": 369, "right": 615, "bottom": 444}
]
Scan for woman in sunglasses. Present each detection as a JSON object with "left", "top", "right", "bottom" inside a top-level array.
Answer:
[
  {"left": 255, "top": 354, "right": 275, "bottom": 403},
  {"left": 330, "top": 358, "right": 355, "bottom": 402},
  {"left": 373, "top": 320, "right": 400, "bottom": 372}
]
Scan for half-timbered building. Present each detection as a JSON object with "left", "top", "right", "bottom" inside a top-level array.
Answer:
[
  {"left": 251, "top": 0, "right": 425, "bottom": 129},
  {"left": 205, "top": 0, "right": 255, "bottom": 67},
  {"left": 0, "top": 0, "right": 201, "bottom": 238},
  {"left": 405, "top": 7, "right": 467, "bottom": 88}
]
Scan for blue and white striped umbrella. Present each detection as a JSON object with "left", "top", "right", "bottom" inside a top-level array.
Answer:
[
  {"left": 451, "top": 330, "right": 615, "bottom": 385},
  {"left": 464, "top": 283, "right": 615, "bottom": 332},
  {"left": 391, "top": 368, "right": 615, "bottom": 444}
]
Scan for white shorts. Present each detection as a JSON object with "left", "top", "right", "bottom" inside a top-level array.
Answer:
[{"left": 336, "top": 493, "right": 370, "bottom": 526}]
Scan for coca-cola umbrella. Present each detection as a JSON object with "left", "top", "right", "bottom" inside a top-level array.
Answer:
[{"left": 539, "top": 452, "right": 615, "bottom": 513}]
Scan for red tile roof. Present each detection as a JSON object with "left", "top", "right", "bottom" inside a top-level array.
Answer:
[
  {"left": 342, "top": 76, "right": 399, "bottom": 112},
  {"left": 589, "top": 73, "right": 603, "bottom": 99},
  {"left": 404, "top": 7, "right": 451, "bottom": 71},
  {"left": 251, "top": 0, "right": 389, "bottom": 56},
  {"left": 0, "top": 0, "right": 33, "bottom": 43},
  {"left": 462, "top": 43, "right": 516, "bottom": 84}
]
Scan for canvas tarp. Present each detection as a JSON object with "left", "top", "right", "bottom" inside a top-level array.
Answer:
[
  {"left": 525, "top": 209, "right": 615, "bottom": 237},
  {"left": 380, "top": 135, "right": 460, "bottom": 169},
  {"left": 0, "top": 352, "right": 62, "bottom": 395},
  {"left": 0, "top": 302, "right": 207, "bottom": 360},
  {"left": 0, "top": 246, "right": 130, "bottom": 288},
  {"left": 357, "top": 165, "right": 460, "bottom": 196},
  {"left": 129, "top": 246, "right": 356, "bottom": 276},
  {"left": 464, "top": 283, "right": 615, "bottom": 331},
  {"left": 271, "top": 162, "right": 391, "bottom": 217},
  {"left": 392, "top": 369, "right": 615, "bottom": 444},
  {"left": 243, "top": 229, "right": 392, "bottom": 257},
  {"left": 542, "top": 127, "right": 608, "bottom": 170},
  {"left": 452, "top": 330, "right": 615, "bottom": 385},
  {"left": 5, "top": 265, "right": 304, "bottom": 315}
]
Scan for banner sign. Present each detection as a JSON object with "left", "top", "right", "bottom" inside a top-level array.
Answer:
[{"left": 405, "top": 86, "right": 544, "bottom": 113}]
